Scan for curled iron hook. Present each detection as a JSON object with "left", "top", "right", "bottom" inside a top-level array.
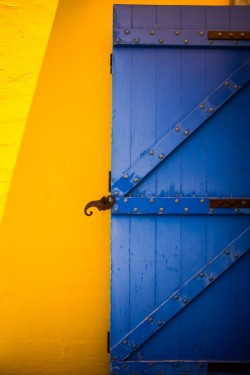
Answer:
[{"left": 84, "top": 195, "right": 115, "bottom": 216}]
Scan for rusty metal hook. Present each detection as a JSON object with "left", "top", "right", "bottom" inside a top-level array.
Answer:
[{"left": 84, "top": 195, "right": 115, "bottom": 216}]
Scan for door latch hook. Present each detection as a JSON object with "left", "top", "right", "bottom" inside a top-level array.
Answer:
[{"left": 84, "top": 195, "right": 115, "bottom": 216}]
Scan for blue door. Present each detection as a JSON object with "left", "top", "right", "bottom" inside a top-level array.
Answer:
[{"left": 110, "top": 5, "right": 250, "bottom": 374}]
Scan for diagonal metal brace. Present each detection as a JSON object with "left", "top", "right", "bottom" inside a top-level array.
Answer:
[
  {"left": 110, "top": 226, "right": 250, "bottom": 360},
  {"left": 111, "top": 59, "right": 250, "bottom": 198}
]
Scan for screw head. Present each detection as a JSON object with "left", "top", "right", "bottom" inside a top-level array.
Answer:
[
  {"left": 149, "top": 150, "right": 154, "bottom": 155},
  {"left": 159, "top": 154, "right": 164, "bottom": 159}
]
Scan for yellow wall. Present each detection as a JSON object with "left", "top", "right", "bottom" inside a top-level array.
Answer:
[{"left": 0, "top": 0, "right": 229, "bottom": 374}]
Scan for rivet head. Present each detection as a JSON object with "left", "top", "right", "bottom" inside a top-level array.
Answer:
[
  {"left": 242, "top": 200, "right": 246, "bottom": 206},
  {"left": 148, "top": 363, "right": 153, "bottom": 368},
  {"left": 149, "top": 150, "right": 154, "bottom": 155},
  {"left": 149, "top": 198, "right": 154, "bottom": 203},
  {"left": 209, "top": 40, "right": 213, "bottom": 44},
  {"left": 159, "top": 38, "right": 164, "bottom": 44},
  {"left": 157, "top": 320, "right": 162, "bottom": 326},
  {"left": 159, "top": 154, "right": 164, "bottom": 159},
  {"left": 234, "top": 253, "right": 239, "bottom": 258},
  {"left": 241, "top": 32, "right": 245, "bottom": 37},
  {"left": 210, "top": 208, "right": 214, "bottom": 212},
  {"left": 175, "top": 198, "right": 179, "bottom": 203},
  {"left": 199, "top": 31, "right": 204, "bottom": 36},
  {"left": 234, "top": 40, "right": 238, "bottom": 44},
  {"left": 124, "top": 174, "right": 129, "bottom": 179},
  {"left": 229, "top": 32, "right": 234, "bottom": 37},
  {"left": 114, "top": 191, "right": 119, "bottom": 196},
  {"left": 115, "top": 38, "right": 120, "bottom": 43},
  {"left": 133, "top": 207, "right": 138, "bottom": 213},
  {"left": 175, "top": 31, "right": 180, "bottom": 35},
  {"left": 183, "top": 298, "right": 188, "bottom": 304},
  {"left": 149, "top": 30, "right": 155, "bottom": 35},
  {"left": 133, "top": 177, "right": 139, "bottom": 183},
  {"left": 200, "top": 103, "right": 205, "bottom": 109},
  {"left": 224, "top": 81, "right": 230, "bottom": 86},
  {"left": 225, "top": 249, "right": 230, "bottom": 255},
  {"left": 209, "top": 107, "right": 214, "bottom": 113},
  {"left": 199, "top": 272, "right": 204, "bottom": 278},
  {"left": 113, "top": 207, "right": 118, "bottom": 212},
  {"left": 234, "top": 84, "right": 239, "bottom": 89},
  {"left": 234, "top": 208, "right": 239, "bottom": 213},
  {"left": 112, "top": 355, "right": 118, "bottom": 360},
  {"left": 175, "top": 126, "right": 180, "bottom": 132},
  {"left": 209, "top": 276, "right": 214, "bottom": 281},
  {"left": 184, "top": 207, "right": 189, "bottom": 212},
  {"left": 124, "top": 29, "right": 130, "bottom": 35},
  {"left": 184, "top": 39, "right": 189, "bottom": 44},
  {"left": 132, "top": 343, "right": 137, "bottom": 349},
  {"left": 159, "top": 207, "right": 164, "bottom": 213},
  {"left": 134, "top": 38, "right": 139, "bottom": 43},
  {"left": 218, "top": 32, "right": 222, "bottom": 37},
  {"left": 122, "top": 363, "right": 128, "bottom": 368},
  {"left": 174, "top": 294, "right": 179, "bottom": 300},
  {"left": 122, "top": 339, "right": 127, "bottom": 345},
  {"left": 200, "top": 198, "right": 205, "bottom": 203},
  {"left": 148, "top": 316, "right": 153, "bottom": 322},
  {"left": 184, "top": 130, "right": 189, "bottom": 135},
  {"left": 123, "top": 198, "right": 128, "bottom": 203}
]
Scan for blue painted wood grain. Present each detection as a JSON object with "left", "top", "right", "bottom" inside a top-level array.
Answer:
[{"left": 111, "top": 4, "right": 250, "bottom": 368}]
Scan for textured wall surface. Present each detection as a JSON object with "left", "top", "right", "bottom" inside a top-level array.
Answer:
[{"left": 0, "top": 0, "right": 229, "bottom": 374}]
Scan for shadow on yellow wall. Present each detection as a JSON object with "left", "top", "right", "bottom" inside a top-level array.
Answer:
[{"left": 0, "top": 0, "right": 229, "bottom": 374}]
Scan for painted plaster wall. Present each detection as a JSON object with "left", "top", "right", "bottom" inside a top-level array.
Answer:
[{"left": 0, "top": 0, "right": 229, "bottom": 374}]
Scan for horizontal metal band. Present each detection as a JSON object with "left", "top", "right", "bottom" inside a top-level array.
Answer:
[
  {"left": 210, "top": 198, "right": 250, "bottom": 209},
  {"left": 112, "top": 197, "right": 250, "bottom": 215},
  {"left": 110, "top": 227, "right": 250, "bottom": 360},
  {"left": 111, "top": 361, "right": 208, "bottom": 374},
  {"left": 111, "top": 59, "right": 250, "bottom": 198},
  {"left": 208, "top": 30, "right": 250, "bottom": 40},
  {"left": 110, "top": 361, "right": 250, "bottom": 374},
  {"left": 113, "top": 29, "right": 250, "bottom": 47}
]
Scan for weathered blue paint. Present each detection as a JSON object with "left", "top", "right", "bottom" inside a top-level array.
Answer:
[
  {"left": 112, "top": 197, "right": 250, "bottom": 215},
  {"left": 111, "top": 5, "right": 250, "bottom": 375},
  {"left": 111, "top": 59, "right": 250, "bottom": 198},
  {"left": 111, "top": 227, "right": 250, "bottom": 360},
  {"left": 111, "top": 361, "right": 208, "bottom": 374}
]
